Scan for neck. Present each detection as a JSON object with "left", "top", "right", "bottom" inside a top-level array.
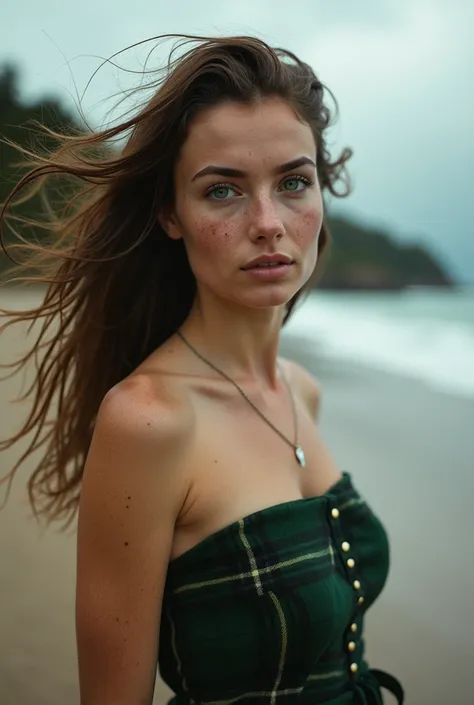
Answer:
[{"left": 180, "top": 291, "right": 287, "bottom": 387}]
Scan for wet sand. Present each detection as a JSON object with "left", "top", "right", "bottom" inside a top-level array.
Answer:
[{"left": 1, "top": 289, "right": 473, "bottom": 705}]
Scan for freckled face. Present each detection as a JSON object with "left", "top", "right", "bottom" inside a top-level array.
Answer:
[{"left": 164, "top": 97, "right": 323, "bottom": 309}]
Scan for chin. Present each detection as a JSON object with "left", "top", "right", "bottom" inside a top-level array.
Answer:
[{"left": 234, "top": 284, "right": 300, "bottom": 311}]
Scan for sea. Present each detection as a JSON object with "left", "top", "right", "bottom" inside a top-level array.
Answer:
[{"left": 284, "top": 287, "right": 474, "bottom": 400}]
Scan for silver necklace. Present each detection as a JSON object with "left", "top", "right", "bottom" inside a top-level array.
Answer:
[{"left": 177, "top": 330, "right": 306, "bottom": 468}]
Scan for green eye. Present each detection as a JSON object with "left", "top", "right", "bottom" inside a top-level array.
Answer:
[
  {"left": 282, "top": 176, "right": 310, "bottom": 192},
  {"left": 284, "top": 178, "right": 301, "bottom": 191},
  {"left": 212, "top": 186, "right": 231, "bottom": 199},
  {"left": 207, "top": 184, "right": 236, "bottom": 200}
]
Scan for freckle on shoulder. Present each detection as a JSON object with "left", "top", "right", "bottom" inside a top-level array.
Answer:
[{"left": 98, "top": 371, "right": 190, "bottom": 442}]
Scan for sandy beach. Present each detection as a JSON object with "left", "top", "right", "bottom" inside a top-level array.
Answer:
[{"left": 1, "top": 288, "right": 473, "bottom": 705}]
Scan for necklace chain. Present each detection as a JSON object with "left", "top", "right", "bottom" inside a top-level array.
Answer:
[{"left": 176, "top": 330, "right": 306, "bottom": 467}]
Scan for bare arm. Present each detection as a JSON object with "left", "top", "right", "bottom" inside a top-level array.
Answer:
[{"left": 75, "top": 379, "right": 189, "bottom": 705}]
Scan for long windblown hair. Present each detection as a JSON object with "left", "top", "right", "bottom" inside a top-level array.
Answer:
[{"left": 0, "top": 35, "right": 352, "bottom": 528}]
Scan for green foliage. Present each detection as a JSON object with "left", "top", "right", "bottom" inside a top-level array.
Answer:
[
  {"left": 319, "top": 217, "right": 453, "bottom": 289},
  {"left": 0, "top": 62, "right": 454, "bottom": 290}
]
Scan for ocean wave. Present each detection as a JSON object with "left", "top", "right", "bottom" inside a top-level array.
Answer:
[{"left": 285, "top": 293, "right": 474, "bottom": 399}]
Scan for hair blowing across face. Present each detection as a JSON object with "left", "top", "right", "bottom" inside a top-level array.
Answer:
[{"left": 0, "top": 34, "right": 352, "bottom": 528}]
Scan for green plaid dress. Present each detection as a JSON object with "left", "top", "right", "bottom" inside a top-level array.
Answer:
[{"left": 158, "top": 472, "right": 404, "bottom": 705}]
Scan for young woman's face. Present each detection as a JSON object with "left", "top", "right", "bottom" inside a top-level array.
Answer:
[{"left": 165, "top": 97, "right": 323, "bottom": 310}]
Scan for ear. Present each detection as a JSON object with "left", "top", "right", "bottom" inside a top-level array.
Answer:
[{"left": 158, "top": 208, "right": 183, "bottom": 240}]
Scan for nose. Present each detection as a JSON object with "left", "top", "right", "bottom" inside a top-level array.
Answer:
[{"left": 247, "top": 195, "right": 285, "bottom": 243}]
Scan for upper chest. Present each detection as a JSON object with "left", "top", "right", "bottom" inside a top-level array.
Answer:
[{"left": 171, "top": 386, "right": 342, "bottom": 561}]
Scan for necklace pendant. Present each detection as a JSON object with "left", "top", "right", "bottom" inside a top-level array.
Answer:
[{"left": 295, "top": 445, "right": 306, "bottom": 468}]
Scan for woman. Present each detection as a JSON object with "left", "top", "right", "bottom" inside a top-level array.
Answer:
[{"left": 0, "top": 35, "right": 404, "bottom": 705}]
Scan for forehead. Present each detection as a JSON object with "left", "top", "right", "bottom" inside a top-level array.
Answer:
[{"left": 177, "top": 98, "right": 316, "bottom": 174}]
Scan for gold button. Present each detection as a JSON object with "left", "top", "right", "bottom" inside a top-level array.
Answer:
[
  {"left": 348, "top": 641, "right": 356, "bottom": 652},
  {"left": 347, "top": 558, "right": 355, "bottom": 568},
  {"left": 350, "top": 623, "right": 358, "bottom": 633},
  {"left": 331, "top": 508, "right": 340, "bottom": 519},
  {"left": 353, "top": 580, "right": 361, "bottom": 590},
  {"left": 350, "top": 663, "right": 358, "bottom": 674},
  {"left": 342, "top": 541, "right": 351, "bottom": 552},
  {"left": 358, "top": 596, "right": 365, "bottom": 605}
]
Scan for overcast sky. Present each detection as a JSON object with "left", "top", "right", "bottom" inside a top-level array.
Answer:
[{"left": 2, "top": 0, "right": 473, "bottom": 282}]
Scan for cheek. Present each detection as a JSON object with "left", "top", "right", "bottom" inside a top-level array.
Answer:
[
  {"left": 190, "top": 216, "right": 237, "bottom": 253},
  {"left": 188, "top": 218, "right": 219, "bottom": 256},
  {"left": 293, "top": 206, "right": 323, "bottom": 246}
]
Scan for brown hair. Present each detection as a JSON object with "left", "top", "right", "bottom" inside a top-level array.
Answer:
[{"left": 0, "top": 34, "right": 352, "bottom": 528}]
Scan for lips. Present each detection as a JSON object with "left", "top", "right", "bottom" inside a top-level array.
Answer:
[
  {"left": 242, "top": 254, "right": 294, "bottom": 270},
  {"left": 251, "top": 262, "right": 287, "bottom": 268}
]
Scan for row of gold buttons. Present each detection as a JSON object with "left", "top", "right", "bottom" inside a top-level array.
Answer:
[
  {"left": 330, "top": 506, "right": 363, "bottom": 675},
  {"left": 341, "top": 539, "right": 364, "bottom": 605}
]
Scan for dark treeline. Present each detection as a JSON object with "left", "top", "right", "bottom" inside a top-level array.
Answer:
[{"left": 0, "top": 62, "right": 453, "bottom": 290}]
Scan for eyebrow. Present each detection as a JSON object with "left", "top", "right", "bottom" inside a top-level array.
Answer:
[{"left": 191, "top": 156, "right": 316, "bottom": 181}]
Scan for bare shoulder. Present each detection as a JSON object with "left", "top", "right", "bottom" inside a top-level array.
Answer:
[
  {"left": 95, "top": 371, "right": 191, "bottom": 448},
  {"left": 85, "top": 373, "right": 193, "bottom": 503},
  {"left": 280, "top": 357, "right": 322, "bottom": 421},
  {"left": 76, "top": 373, "right": 193, "bottom": 704}
]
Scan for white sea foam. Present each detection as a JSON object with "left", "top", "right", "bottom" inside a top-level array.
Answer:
[{"left": 285, "top": 290, "right": 474, "bottom": 399}]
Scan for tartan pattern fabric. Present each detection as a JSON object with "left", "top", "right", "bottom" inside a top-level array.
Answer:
[{"left": 158, "top": 473, "right": 395, "bottom": 705}]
